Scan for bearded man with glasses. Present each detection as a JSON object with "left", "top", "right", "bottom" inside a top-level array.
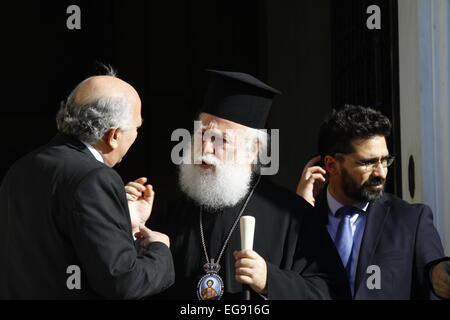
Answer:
[{"left": 296, "top": 104, "right": 450, "bottom": 300}]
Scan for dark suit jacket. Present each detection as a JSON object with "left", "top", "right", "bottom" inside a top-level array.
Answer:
[
  {"left": 315, "top": 190, "right": 445, "bottom": 299},
  {"left": 0, "top": 133, "right": 174, "bottom": 299}
]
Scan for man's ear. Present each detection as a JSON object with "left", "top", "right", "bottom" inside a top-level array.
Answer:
[
  {"left": 252, "top": 138, "right": 260, "bottom": 157},
  {"left": 251, "top": 136, "right": 262, "bottom": 165},
  {"left": 324, "top": 155, "right": 339, "bottom": 176},
  {"left": 105, "top": 128, "right": 120, "bottom": 150}
]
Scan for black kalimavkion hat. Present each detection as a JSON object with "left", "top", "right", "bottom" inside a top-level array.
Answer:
[{"left": 201, "top": 69, "right": 282, "bottom": 129}]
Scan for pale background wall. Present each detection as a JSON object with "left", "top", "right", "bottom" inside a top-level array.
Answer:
[{"left": 398, "top": 0, "right": 450, "bottom": 254}]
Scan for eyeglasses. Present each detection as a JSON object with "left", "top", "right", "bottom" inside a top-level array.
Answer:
[{"left": 335, "top": 154, "right": 395, "bottom": 173}]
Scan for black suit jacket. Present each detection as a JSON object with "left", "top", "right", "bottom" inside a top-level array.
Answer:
[
  {"left": 0, "top": 133, "right": 174, "bottom": 299},
  {"left": 315, "top": 190, "right": 445, "bottom": 299}
]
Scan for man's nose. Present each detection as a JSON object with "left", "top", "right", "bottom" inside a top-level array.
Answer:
[
  {"left": 372, "top": 162, "right": 387, "bottom": 178},
  {"left": 202, "top": 137, "right": 215, "bottom": 155}
]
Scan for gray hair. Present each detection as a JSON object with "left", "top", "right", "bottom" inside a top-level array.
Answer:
[
  {"left": 246, "top": 128, "right": 269, "bottom": 174},
  {"left": 56, "top": 78, "right": 132, "bottom": 144}
]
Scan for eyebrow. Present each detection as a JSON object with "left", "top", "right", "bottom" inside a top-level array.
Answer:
[
  {"left": 359, "top": 156, "right": 390, "bottom": 162},
  {"left": 202, "top": 127, "right": 221, "bottom": 134},
  {"left": 201, "top": 127, "right": 230, "bottom": 142}
]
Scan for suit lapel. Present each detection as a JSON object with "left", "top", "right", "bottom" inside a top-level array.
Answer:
[
  {"left": 354, "top": 196, "right": 391, "bottom": 295},
  {"left": 315, "top": 189, "right": 330, "bottom": 226}
]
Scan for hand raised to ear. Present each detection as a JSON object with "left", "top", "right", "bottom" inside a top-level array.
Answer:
[{"left": 296, "top": 156, "right": 326, "bottom": 206}]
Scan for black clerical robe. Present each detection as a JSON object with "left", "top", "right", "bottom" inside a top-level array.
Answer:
[{"left": 149, "top": 177, "right": 351, "bottom": 300}]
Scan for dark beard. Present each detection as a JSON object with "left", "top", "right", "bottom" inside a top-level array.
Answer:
[{"left": 341, "top": 168, "right": 385, "bottom": 203}]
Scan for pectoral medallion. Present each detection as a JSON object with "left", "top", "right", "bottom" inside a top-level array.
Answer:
[{"left": 196, "top": 261, "right": 224, "bottom": 300}]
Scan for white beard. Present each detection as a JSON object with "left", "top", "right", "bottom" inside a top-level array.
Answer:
[{"left": 178, "top": 154, "right": 253, "bottom": 211}]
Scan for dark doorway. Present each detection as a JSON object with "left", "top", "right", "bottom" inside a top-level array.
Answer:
[
  {"left": 331, "top": 0, "right": 402, "bottom": 197},
  {"left": 0, "top": 0, "right": 401, "bottom": 206},
  {"left": 0, "top": 1, "right": 268, "bottom": 207}
]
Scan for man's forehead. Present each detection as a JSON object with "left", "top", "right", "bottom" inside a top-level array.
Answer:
[
  {"left": 200, "top": 113, "right": 250, "bottom": 131},
  {"left": 351, "top": 136, "right": 389, "bottom": 156}
]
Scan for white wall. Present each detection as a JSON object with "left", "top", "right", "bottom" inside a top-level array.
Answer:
[{"left": 398, "top": 0, "right": 450, "bottom": 254}]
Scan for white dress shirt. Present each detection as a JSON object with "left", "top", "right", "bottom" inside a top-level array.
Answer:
[
  {"left": 81, "top": 141, "right": 104, "bottom": 163},
  {"left": 326, "top": 188, "right": 368, "bottom": 296}
]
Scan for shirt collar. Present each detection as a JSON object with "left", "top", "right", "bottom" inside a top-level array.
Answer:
[
  {"left": 326, "top": 187, "right": 369, "bottom": 216},
  {"left": 81, "top": 141, "right": 104, "bottom": 163}
]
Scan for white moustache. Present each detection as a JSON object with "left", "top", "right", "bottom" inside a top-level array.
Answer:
[{"left": 201, "top": 155, "right": 222, "bottom": 166}]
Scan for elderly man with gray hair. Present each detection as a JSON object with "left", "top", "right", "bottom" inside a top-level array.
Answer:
[{"left": 0, "top": 70, "right": 174, "bottom": 299}]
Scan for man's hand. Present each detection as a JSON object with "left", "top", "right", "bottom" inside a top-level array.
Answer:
[
  {"left": 125, "top": 177, "right": 155, "bottom": 235},
  {"left": 431, "top": 261, "right": 450, "bottom": 299},
  {"left": 234, "top": 250, "right": 267, "bottom": 295},
  {"left": 134, "top": 224, "right": 170, "bottom": 252},
  {"left": 296, "top": 156, "right": 326, "bottom": 206}
]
